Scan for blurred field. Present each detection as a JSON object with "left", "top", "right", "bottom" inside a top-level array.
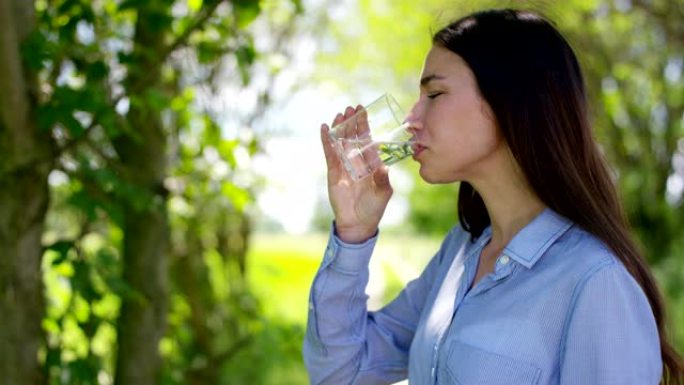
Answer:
[
  {"left": 247, "top": 231, "right": 443, "bottom": 323},
  {"left": 247, "top": 232, "right": 328, "bottom": 325},
  {"left": 244, "top": 231, "right": 441, "bottom": 384}
]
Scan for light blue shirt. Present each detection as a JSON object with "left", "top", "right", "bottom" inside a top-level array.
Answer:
[{"left": 303, "top": 208, "right": 662, "bottom": 384}]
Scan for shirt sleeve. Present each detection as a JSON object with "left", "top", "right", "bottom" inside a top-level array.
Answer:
[
  {"left": 303, "top": 224, "right": 449, "bottom": 385},
  {"left": 559, "top": 259, "right": 663, "bottom": 385}
]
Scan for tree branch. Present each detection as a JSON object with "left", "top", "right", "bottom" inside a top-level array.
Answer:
[
  {"left": 53, "top": 163, "right": 115, "bottom": 206},
  {"left": 50, "top": 104, "right": 122, "bottom": 167},
  {"left": 162, "top": 0, "right": 224, "bottom": 60},
  {"left": 56, "top": 115, "right": 101, "bottom": 157}
]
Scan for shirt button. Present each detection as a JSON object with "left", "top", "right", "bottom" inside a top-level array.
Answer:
[
  {"left": 309, "top": 301, "right": 314, "bottom": 310},
  {"left": 499, "top": 255, "right": 510, "bottom": 265}
]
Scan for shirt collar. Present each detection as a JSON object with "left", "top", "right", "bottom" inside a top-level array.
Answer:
[{"left": 501, "top": 208, "right": 573, "bottom": 269}]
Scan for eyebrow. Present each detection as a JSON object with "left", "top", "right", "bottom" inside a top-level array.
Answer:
[{"left": 420, "top": 74, "right": 446, "bottom": 87}]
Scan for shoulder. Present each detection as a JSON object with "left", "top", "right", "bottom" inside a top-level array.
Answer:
[
  {"left": 532, "top": 225, "right": 651, "bottom": 311},
  {"left": 547, "top": 226, "right": 653, "bottom": 317},
  {"left": 557, "top": 231, "right": 660, "bottom": 377},
  {"left": 541, "top": 225, "right": 620, "bottom": 280}
]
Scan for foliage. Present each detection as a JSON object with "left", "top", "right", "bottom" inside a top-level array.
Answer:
[
  {"left": 406, "top": 167, "right": 459, "bottom": 235},
  {"left": 28, "top": 0, "right": 307, "bottom": 383}
]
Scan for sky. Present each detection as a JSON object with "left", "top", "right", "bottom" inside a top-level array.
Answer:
[
  {"left": 241, "top": 0, "right": 416, "bottom": 234},
  {"left": 251, "top": 89, "right": 414, "bottom": 234}
]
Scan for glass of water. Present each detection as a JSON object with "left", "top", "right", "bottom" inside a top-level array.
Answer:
[{"left": 328, "top": 94, "right": 415, "bottom": 181}]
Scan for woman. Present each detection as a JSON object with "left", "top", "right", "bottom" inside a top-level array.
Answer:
[{"left": 304, "top": 9, "right": 683, "bottom": 385}]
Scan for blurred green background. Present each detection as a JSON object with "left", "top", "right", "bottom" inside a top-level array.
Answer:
[{"left": 1, "top": 0, "right": 683, "bottom": 384}]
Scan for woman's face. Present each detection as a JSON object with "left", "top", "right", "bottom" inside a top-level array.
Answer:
[{"left": 407, "top": 45, "right": 506, "bottom": 184}]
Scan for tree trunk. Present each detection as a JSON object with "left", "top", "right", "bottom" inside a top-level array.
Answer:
[
  {"left": 113, "top": 5, "right": 170, "bottom": 385},
  {"left": 171, "top": 224, "right": 221, "bottom": 385},
  {"left": 0, "top": 0, "right": 52, "bottom": 384}
]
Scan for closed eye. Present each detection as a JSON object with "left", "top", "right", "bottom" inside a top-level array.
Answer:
[{"left": 427, "top": 92, "right": 443, "bottom": 99}]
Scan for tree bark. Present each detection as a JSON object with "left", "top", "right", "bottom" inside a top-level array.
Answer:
[
  {"left": 171, "top": 224, "right": 221, "bottom": 385},
  {"left": 113, "top": 5, "right": 170, "bottom": 385},
  {"left": 0, "top": 0, "right": 52, "bottom": 384}
]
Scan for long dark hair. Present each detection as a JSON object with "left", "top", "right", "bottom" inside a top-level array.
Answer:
[{"left": 434, "top": 9, "right": 683, "bottom": 383}]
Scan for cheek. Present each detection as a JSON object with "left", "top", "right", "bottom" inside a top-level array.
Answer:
[
  {"left": 461, "top": 97, "right": 499, "bottom": 143},
  {"left": 426, "top": 93, "right": 498, "bottom": 147},
  {"left": 448, "top": 115, "right": 502, "bottom": 163},
  {"left": 436, "top": 92, "right": 483, "bottom": 127},
  {"left": 471, "top": 124, "right": 502, "bottom": 154}
]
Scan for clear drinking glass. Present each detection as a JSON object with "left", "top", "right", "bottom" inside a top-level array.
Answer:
[{"left": 328, "top": 94, "right": 414, "bottom": 181}]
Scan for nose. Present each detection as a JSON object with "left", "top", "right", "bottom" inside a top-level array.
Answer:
[{"left": 405, "top": 99, "right": 424, "bottom": 133}]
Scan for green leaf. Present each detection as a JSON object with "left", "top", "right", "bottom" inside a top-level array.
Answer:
[
  {"left": 97, "top": 109, "right": 122, "bottom": 138},
  {"left": 73, "top": 260, "right": 101, "bottom": 302},
  {"left": 90, "top": 167, "right": 119, "bottom": 193},
  {"left": 95, "top": 248, "right": 119, "bottom": 270},
  {"left": 203, "top": 115, "right": 221, "bottom": 144},
  {"left": 43, "top": 347, "right": 62, "bottom": 369},
  {"left": 21, "top": 30, "right": 51, "bottom": 70},
  {"left": 56, "top": 0, "right": 79, "bottom": 15},
  {"left": 247, "top": 137, "right": 259, "bottom": 156},
  {"left": 290, "top": 0, "right": 304, "bottom": 14},
  {"left": 118, "top": 0, "right": 143, "bottom": 11},
  {"left": 221, "top": 182, "right": 251, "bottom": 211},
  {"left": 144, "top": 88, "right": 171, "bottom": 111},
  {"left": 37, "top": 104, "right": 58, "bottom": 131},
  {"left": 117, "top": 52, "right": 134, "bottom": 64},
  {"left": 145, "top": 9, "right": 174, "bottom": 33},
  {"left": 61, "top": 113, "right": 86, "bottom": 138},
  {"left": 234, "top": 0, "right": 262, "bottom": 28},
  {"left": 197, "top": 41, "right": 223, "bottom": 64},
  {"left": 86, "top": 60, "right": 109, "bottom": 81},
  {"left": 218, "top": 139, "right": 239, "bottom": 168},
  {"left": 188, "top": 0, "right": 203, "bottom": 12},
  {"left": 236, "top": 43, "right": 257, "bottom": 85},
  {"left": 52, "top": 85, "right": 102, "bottom": 113},
  {"left": 67, "top": 189, "right": 99, "bottom": 221},
  {"left": 67, "top": 358, "right": 100, "bottom": 383},
  {"left": 47, "top": 240, "right": 75, "bottom": 265}
]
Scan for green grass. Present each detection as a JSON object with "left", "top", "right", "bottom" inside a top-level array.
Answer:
[
  {"left": 246, "top": 231, "right": 441, "bottom": 323},
  {"left": 247, "top": 232, "right": 328, "bottom": 324}
]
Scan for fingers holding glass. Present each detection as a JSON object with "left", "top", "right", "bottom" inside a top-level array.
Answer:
[{"left": 327, "top": 94, "right": 414, "bottom": 181}]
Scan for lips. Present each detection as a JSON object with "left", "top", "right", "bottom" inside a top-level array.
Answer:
[{"left": 412, "top": 143, "right": 426, "bottom": 158}]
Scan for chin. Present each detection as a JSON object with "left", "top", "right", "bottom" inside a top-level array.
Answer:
[
  {"left": 419, "top": 166, "right": 461, "bottom": 185},
  {"left": 419, "top": 168, "right": 448, "bottom": 184}
]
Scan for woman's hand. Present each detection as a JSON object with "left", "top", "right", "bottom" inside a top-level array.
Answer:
[{"left": 320, "top": 105, "right": 393, "bottom": 244}]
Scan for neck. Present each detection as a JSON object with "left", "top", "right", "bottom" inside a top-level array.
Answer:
[{"left": 469, "top": 155, "right": 545, "bottom": 249}]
